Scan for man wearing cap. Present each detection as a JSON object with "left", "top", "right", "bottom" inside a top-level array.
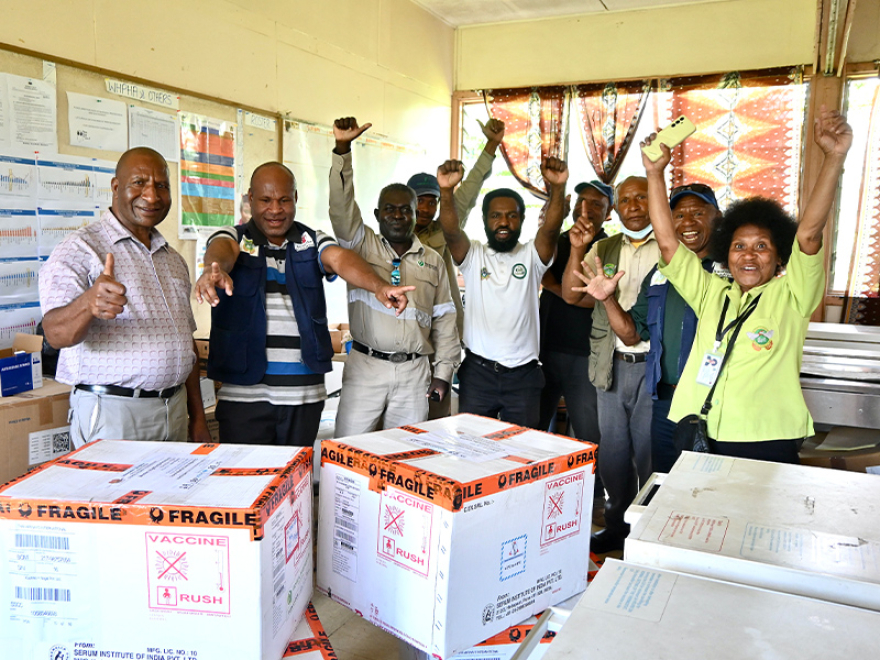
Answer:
[
  {"left": 561, "top": 175, "right": 659, "bottom": 553},
  {"left": 329, "top": 118, "right": 460, "bottom": 436},
  {"left": 577, "top": 183, "right": 722, "bottom": 474},
  {"left": 436, "top": 157, "right": 569, "bottom": 429}
]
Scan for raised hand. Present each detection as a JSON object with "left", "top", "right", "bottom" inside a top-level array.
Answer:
[
  {"left": 333, "top": 117, "right": 372, "bottom": 153},
  {"left": 569, "top": 216, "right": 596, "bottom": 250},
  {"left": 571, "top": 256, "right": 626, "bottom": 301},
  {"left": 814, "top": 104, "right": 853, "bottom": 157},
  {"left": 195, "top": 262, "right": 234, "bottom": 307},
  {"left": 640, "top": 132, "right": 672, "bottom": 173},
  {"left": 89, "top": 253, "right": 127, "bottom": 320},
  {"left": 437, "top": 160, "right": 464, "bottom": 190},
  {"left": 478, "top": 118, "right": 505, "bottom": 145},
  {"left": 375, "top": 285, "right": 416, "bottom": 317},
  {"left": 541, "top": 156, "right": 569, "bottom": 188}
]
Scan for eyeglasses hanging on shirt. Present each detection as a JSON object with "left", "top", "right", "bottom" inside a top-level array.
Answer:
[{"left": 390, "top": 258, "right": 401, "bottom": 286}]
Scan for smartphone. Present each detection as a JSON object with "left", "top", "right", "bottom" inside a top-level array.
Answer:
[
  {"left": 641, "top": 115, "right": 697, "bottom": 162},
  {"left": 429, "top": 390, "right": 441, "bottom": 402}
]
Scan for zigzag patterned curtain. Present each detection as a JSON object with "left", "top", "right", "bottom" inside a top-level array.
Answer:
[
  {"left": 483, "top": 86, "right": 570, "bottom": 200},
  {"left": 843, "top": 84, "right": 880, "bottom": 325},
  {"left": 661, "top": 67, "right": 807, "bottom": 214},
  {"left": 573, "top": 80, "right": 650, "bottom": 184}
]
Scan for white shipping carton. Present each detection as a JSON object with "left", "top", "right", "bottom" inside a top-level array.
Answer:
[
  {"left": 543, "top": 558, "right": 880, "bottom": 659},
  {"left": 625, "top": 452, "right": 880, "bottom": 610},
  {"left": 0, "top": 440, "right": 314, "bottom": 660},
  {"left": 317, "top": 414, "right": 596, "bottom": 659}
]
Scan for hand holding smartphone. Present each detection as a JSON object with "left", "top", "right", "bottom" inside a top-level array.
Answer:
[{"left": 641, "top": 115, "right": 696, "bottom": 162}]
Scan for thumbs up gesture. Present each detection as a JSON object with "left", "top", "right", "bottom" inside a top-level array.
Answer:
[{"left": 88, "top": 253, "right": 128, "bottom": 320}]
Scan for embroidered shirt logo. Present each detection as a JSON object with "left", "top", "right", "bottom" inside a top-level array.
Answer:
[
  {"left": 481, "top": 267, "right": 491, "bottom": 280},
  {"left": 603, "top": 263, "right": 617, "bottom": 278},
  {"left": 294, "top": 233, "right": 315, "bottom": 251},
  {"left": 240, "top": 236, "right": 258, "bottom": 255},
  {"left": 747, "top": 328, "right": 774, "bottom": 351},
  {"left": 512, "top": 264, "right": 527, "bottom": 279}
]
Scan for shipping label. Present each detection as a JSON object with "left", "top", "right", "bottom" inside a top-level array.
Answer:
[
  {"left": 499, "top": 535, "right": 527, "bottom": 581},
  {"left": 28, "top": 425, "right": 72, "bottom": 465},
  {"left": 584, "top": 562, "right": 675, "bottom": 622},
  {"left": 540, "top": 470, "right": 585, "bottom": 547},
  {"left": 331, "top": 473, "right": 360, "bottom": 581},
  {"left": 376, "top": 486, "right": 433, "bottom": 578},
  {"left": 145, "top": 532, "right": 231, "bottom": 615},
  {"left": 656, "top": 511, "right": 729, "bottom": 552}
]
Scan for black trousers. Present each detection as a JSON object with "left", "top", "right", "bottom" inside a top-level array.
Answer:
[
  {"left": 215, "top": 399, "right": 324, "bottom": 447},
  {"left": 711, "top": 437, "right": 800, "bottom": 464},
  {"left": 457, "top": 355, "right": 544, "bottom": 429}
]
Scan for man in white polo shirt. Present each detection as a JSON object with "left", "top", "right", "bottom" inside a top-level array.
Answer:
[{"left": 435, "top": 158, "right": 568, "bottom": 428}]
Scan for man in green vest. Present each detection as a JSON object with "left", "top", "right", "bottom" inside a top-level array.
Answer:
[{"left": 561, "top": 176, "right": 659, "bottom": 554}]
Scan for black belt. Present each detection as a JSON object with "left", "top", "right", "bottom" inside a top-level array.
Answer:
[
  {"left": 351, "top": 341, "right": 422, "bottom": 364},
  {"left": 75, "top": 384, "right": 183, "bottom": 399},
  {"left": 615, "top": 351, "right": 647, "bottom": 364},
  {"left": 465, "top": 349, "right": 538, "bottom": 374}
]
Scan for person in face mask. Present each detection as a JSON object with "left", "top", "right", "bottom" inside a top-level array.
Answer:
[{"left": 560, "top": 175, "right": 659, "bottom": 555}]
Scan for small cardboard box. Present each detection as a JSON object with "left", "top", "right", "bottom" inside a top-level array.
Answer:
[
  {"left": 194, "top": 337, "right": 210, "bottom": 376},
  {"left": 317, "top": 414, "right": 596, "bottom": 659},
  {"left": 282, "top": 601, "right": 337, "bottom": 659},
  {"left": 329, "top": 329, "right": 343, "bottom": 354},
  {"left": 0, "top": 377, "right": 72, "bottom": 485},
  {"left": 799, "top": 430, "right": 880, "bottom": 473},
  {"left": 0, "top": 334, "right": 43, "bottom": 397},
  {"left": 542, "top": 559, "right": 880, "bottom": 660},
  {"left": 625, "top": 451, "right": 880, "bottom": 611},
  {"left": 0, "top": 440, "right": 314, "bottom": 660}
]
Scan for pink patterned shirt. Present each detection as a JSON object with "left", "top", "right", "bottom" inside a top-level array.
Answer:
[{"left": 39, "top": 210, "right": 197, "bottom": 390}]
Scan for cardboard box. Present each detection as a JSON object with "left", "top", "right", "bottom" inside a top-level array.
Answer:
[
  {"left": 317, "top": 414, "right": 596, "bottom": 659},
  {"left": 625, "top": 451, "right": 880, "bottom": 611},
  {"left": 195, "top": 337, "right": 210, "bottom": 376},
  {"left": 200, "top": 377, "right": 217, "bottom": 409},
  {"left": 0, "top": 377, "right": 72, "bottom": 485},
  {"left": 543, "top": 559, "right": 880, "bottom": 660},
  {"left": 0, "top": 440, "right": 313, "bottom": 659},
  {"left": 0, "top": 334, "right": 43, "bottom": 397},
  {"left": 204, "top": 404, "right": 220, "bottom": 442},
  {"left": 282, "top": 601, "right": 337, "bottom": 659},
  {"left": 329, "top": 329, "right": 343, "bottom": 354}
]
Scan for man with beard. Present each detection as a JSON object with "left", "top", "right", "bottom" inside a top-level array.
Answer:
[
  {"left": 561, "top": 176, "right": 659, "bottom": 554},
  {"left": 576, "top": 184, "right": 723, "bottom": 474},
  {"left": 329, "top": 118, "right": 460, "bottom": 436},
  {"left": 435, "top": 158, "right": 568, "bottom": 428}
]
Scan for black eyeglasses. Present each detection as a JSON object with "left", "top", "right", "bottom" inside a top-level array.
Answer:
[
  {"left": 391, "top": 259, "right": 401, "bottom": 286},
  {"left": 671, "top": 183, "right": 714, "bottom": 196}
]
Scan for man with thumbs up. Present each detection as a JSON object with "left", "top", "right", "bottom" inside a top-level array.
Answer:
[{"left": 39, "top": 147, "right": 209, "bottom": 448}]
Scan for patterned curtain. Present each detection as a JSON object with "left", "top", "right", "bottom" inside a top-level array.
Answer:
[
  {"left": 483, "top": 86, "right": 570, "bottom": 200},
  {"left": 573, "top": 80, "right": 650, "bottom": 184},
  {"left": 843, "top": 85, "right": 880, "bottom": 325},
  {"left": 661, "top": 67, "right": 807, "bottom": 214}
]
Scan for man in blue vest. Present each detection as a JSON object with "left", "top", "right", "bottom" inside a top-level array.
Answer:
[
  {"left": 195, "top": 162, "right": 414, "bottom": 446},
  {"left": 578, "top": 183, "right": 722, "bottom": 474}
]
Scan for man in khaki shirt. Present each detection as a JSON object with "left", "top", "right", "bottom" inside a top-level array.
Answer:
[{"left": 329, "top": 117, "right": 460, "bottom": 437}]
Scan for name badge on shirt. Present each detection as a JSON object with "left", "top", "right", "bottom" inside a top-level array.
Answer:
[{"left": 696, "top": 352, "right": 723, "bottom": 387}]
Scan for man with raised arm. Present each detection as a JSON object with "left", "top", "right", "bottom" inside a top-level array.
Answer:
[
  {"left": 195, "top": 162, "right": 413, "bottom": 447},
  {"left": 436, "top": 157, "right": 569, "bottom": 428},
  {"left": 560, "top": 176, "right": 659, "bottom": 554},
  {"left": 40, "top": 147, "right": 210, "bottom": 448},
  {"left": 574, "top": 183, "right": 723, "bottom": 474},
  {"left": 328, "top": 117, "right": 460, "bottom": 436}
]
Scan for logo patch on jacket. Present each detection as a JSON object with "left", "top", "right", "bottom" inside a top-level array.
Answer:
[
  {"left": 240, "top": 236, "right": 258, "bottom": 255},
  {"left": 747, "top": 328, "right": 774, "bottom": 351},
  {"left": 294, "top": 233, "right": 315, "bottom": 251}
]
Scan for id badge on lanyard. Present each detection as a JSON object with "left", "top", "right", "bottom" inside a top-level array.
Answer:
[{"left": 696, "top": 295, "right": 761, "bottom": 389}]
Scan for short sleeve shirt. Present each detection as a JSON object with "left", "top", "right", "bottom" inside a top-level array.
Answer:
[
  {"left": 39, "top": 210, "right": 196, "bottom": 390},
  {"left": 459, "top": 240, "right": 551, "bottom": 367}
]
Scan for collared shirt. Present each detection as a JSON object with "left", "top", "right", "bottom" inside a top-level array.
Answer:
[
  {"left": 660, "top": 239, "right": 824, "bottom": 443},
  {"left": 459, "top": 240, "right": 551, "bottom": 368},
  {"left": 329, "top": 151, "right": 460, "bottom": 383},
  {"left": 208, "top": 224, "right": 338, "bottom": 406},
  {"left": 585, "top": 233, "right": 660, "bottom": 353},
  {"left": 39, "top": 210, "right": 196, "bottom": 390},
  {"left": 417, "top": 149, "right": 495, "bottom": 337}
]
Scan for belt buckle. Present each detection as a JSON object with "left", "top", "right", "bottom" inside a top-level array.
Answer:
[
  {"left": 389, "top": 352, "right": 408, "bottom": 364},
  {"left": 621, "top": 353, "right": 635, "bottom": 363}
]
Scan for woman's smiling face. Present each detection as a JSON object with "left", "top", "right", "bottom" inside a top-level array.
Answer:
[{"left": 728, "top": 224, "right": 781, "bottom": 292}]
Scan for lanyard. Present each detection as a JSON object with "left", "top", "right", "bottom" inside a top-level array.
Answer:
[{"left": 713, "top": 294, "right": 762, "bottom": 352}]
